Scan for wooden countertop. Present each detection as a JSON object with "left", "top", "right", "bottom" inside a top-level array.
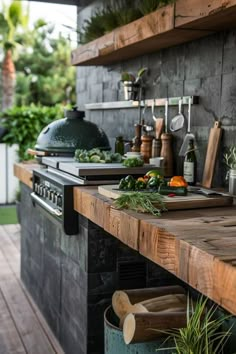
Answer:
[{"left": 15, "top": 163, "right": 236, "bottom": 315}]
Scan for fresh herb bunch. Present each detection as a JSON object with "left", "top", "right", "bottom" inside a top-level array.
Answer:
[
  {"left": 223, "top": 146, "right": 236, "bottom": 170},
  {"left": 114, "top": 192, "right": 166, "bottom": 216},
  {"left": 157, "top": 296, "right": 232, "bottom": 354}
]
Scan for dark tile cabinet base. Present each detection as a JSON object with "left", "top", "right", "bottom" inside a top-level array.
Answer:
[{"left": 20, "top": 183, "right": 182, "bottom": 354}]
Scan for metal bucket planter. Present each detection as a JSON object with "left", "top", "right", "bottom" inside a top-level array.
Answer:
[
  {"left": 122, "top": 81, "right": 140, "bottom": 101},
  {"left": 104, "top": 306, "right": 173, "bottom": 354}
]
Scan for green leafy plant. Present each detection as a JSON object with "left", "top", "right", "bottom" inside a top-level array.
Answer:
[
  {"left": 223, "top": 146, "right": 236, "bottom": 170},
  {"left": 121, "top": 67, "right": 148, "bottom": 83},
  {"left": 138, "top": 0, "right": 175, "bottom": 15},
  {"left": 1, "top": 104, "right": 63, "bottom": 161},
  {"left": 157, "top": 296, "right": 232, "bottom": 354},
  {"left": 78, "top": 0, "right": 175, "bottom": 44},
  {"left": 114, "top": 191, "right": 166, "bottom": 216}
]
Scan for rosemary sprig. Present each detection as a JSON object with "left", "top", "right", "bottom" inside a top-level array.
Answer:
[{"left": 114, "top": 192, "right": 166, "bottom": 216}]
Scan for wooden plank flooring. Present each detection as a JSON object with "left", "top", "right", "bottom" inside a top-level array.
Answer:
[{"left": 0, "top": 224, "right": 64, "bottom": 354}]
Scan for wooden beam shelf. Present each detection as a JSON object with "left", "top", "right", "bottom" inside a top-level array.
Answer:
[{"left": 71, "top": 0, "right": 236, "bottom": 66}]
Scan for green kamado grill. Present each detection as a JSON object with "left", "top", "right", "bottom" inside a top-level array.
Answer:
[{"left": 30, "top": 107, "right": 110, "bottom": 160}]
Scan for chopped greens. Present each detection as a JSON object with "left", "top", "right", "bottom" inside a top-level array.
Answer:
[
  {"left": 74, "top": 148, "right": 122, "bottom": 163},
  {"left": 122, "top": 157, "right": 144, "bottom": 167},
  {"left": 114, "top": 192, "right": 166, "bottom": 216}
]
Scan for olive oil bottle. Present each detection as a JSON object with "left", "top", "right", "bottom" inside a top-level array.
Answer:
[{"left": 184, "top": 139, "right": 196, "bottom": 185}]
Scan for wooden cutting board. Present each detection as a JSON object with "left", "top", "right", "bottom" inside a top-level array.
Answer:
[
  {"left": 98, "top": 185, "right": 233, "bottom": 210},
  {"left": 202, "top": 121, "right": 222, "bottom": 188}
]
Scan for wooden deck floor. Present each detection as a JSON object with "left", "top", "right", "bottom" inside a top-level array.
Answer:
[{"left": 0, "top": 224, "right": 64, "bottom": 354}]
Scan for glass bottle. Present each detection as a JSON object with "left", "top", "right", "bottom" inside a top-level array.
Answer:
[
  {"left": 115, "top": 136, "right": 124, "bottom": 155},
  {"left": 184, "top": 139, "right": 196, "bottom": 185}
]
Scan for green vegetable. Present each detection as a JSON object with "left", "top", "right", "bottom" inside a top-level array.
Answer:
[
  {"left": 158, "top": 186, "right": 187, "bottom": 196},
  {"left": 114, "top": 192, "right": 166, "bottom": 216},
  {"left": 89, "top": 155, "right": 101, "bottom": 163},
  {"left": 135, "top": 180, "right": 146, "bottom": 190},
  {"left": 123, "top": 157, "right": 144, "bottom": 167},
  {"left": 147, "top": 176, "right": 162, "bottom": 189},
  {"left": 74, "top": 148, "right": 122, "bottom": 163},
  {"left": 125, "top": 175, "right": 135, "bottom": 190},
  {"left": 118, "top": 178, "right": 127, "bottom": 190}
]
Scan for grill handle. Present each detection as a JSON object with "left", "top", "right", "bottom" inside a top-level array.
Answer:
[{"left": 31, "top": 192, "right": 62, "bottom": 217}]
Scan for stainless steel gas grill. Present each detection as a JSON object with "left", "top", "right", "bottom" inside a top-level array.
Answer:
[{"left": 31, "top": 157, "right": 156, "bottom": 235}]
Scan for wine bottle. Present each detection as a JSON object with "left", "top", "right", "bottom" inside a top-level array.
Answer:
[{"left": 184, "top": 139, "right": 196, "bottom": 185}]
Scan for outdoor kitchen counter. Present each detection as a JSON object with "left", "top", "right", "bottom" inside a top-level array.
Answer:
[
  {"left": 14, "top": 163, "right": 236, "bottom": 316},
  {"left": 73, "top": 186, "right": 236, "bottom": 316}
]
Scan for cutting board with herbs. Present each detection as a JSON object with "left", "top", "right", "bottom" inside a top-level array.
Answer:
[{"left": 98, "top": 185, "right": 233, "bottom": 211}]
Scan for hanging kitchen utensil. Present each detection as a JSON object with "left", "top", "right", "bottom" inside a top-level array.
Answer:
[
  {"left": 160, "top": 99, "right": 174, "bottom": 177},
  {"left": 170, "top": 98, "right": 185, "bottom": 132},
  {"left": 179, "top": 98, "right": 195, "bottom": 156},
  {"left": 152, "top": 99, "right": 164, "bottom": 139},
  {"left": 201, "top": 121, "right": 222, "bottom": 188}
]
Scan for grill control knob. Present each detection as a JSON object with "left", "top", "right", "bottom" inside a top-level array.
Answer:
[
  {"left": 34, "top": 183, "right": 38, "bottom": 193},
  {"left": 50, "top": 191, "right": 55, "bottom": 203},
  {"left": 57, "top": 194, "right": 62, "bottom": 208},
  {"left": 39, "top": 184, "right": 44, "bottom": 196},
  {"left": 47, "top": 189, "right": 51, "bottom": 199},
  {"left": 43, "top": 187, "right": 47, "bottom": 198}
]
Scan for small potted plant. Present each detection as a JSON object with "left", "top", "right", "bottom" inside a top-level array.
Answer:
[
  {"left": 156, "top": 296, "right": 232, "bottom": 354},
  {"left": 120, "top": 67, "right": 148, "bottom": 101},
  {"left": 223, "top": 146, "right": 236, "bottom": 195}
]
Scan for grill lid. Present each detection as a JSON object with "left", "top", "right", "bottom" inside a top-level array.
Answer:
[{"left": 35, "top": 107, "right": 110, "bottom": 153}]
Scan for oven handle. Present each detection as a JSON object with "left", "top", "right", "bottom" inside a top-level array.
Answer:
[{"left": 31, "top": 192, "right": 62, "bottom": 217}]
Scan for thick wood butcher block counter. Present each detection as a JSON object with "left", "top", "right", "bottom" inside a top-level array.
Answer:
[{"left": 15, "top": 163, "right": 236, "bottom": 315}]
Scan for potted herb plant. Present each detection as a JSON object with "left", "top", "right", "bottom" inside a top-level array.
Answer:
[
  {"left": 223, "top": 146, "right": 236, "bottom": 195},
  {"left": 120, "top": 67, "right": 148, "bottom": 100}
]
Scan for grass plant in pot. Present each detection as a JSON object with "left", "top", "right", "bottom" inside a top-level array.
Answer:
[
  {"left": 156, "top": 296, "right": 232, "bottom": 354},
  {"left": 224, "top": 146, "right": 236, "bottom": 195}
]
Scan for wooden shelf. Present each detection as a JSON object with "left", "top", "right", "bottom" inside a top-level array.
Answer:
[{"left": 71, "top": 0, "right": 236, "bottom": 66}]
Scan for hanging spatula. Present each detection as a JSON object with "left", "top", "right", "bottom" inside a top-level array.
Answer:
[{"left": 179, "top": 98, "right": 195, "bottom": 156}]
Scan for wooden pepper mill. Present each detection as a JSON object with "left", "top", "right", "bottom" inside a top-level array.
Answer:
[
  {"left": 160, "top": 133, "right": 173, "bottom": 177},
  {"left": 132, "top": 124, "right": 142, "bottom": 152},
  {"left": 140, "top": 135, "right": 153, "bottom": 163}
]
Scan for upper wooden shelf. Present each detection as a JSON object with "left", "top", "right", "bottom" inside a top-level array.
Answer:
[{"left": 71, "top": 0, "right": 236, "bottom": 66}]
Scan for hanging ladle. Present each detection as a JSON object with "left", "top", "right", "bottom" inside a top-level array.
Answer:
[{"left": 170, "top": 98, "right": 185, "bottom": 132}]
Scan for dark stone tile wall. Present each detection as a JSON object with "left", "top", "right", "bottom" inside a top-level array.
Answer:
[
  {"left": 20, "top": 182, "right": 184, "bottom": 354},
  {"left": 76, "top": 8, "right": 236, "bottom": 186}
]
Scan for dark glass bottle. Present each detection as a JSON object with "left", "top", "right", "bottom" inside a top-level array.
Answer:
[
  {"left": 184, "top": 139, "right": 196, "bottom": 185},
  {"left": 115, "top": 136, "right": 124, "bottom": 155}
]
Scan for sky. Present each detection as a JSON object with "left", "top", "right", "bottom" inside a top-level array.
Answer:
[{"left": 1, "top": 0, "right": 78, "bottom": 46}]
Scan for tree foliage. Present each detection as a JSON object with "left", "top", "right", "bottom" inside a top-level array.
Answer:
[{"left": 15, "top": 23, "right": 76, "bottom": 106}]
